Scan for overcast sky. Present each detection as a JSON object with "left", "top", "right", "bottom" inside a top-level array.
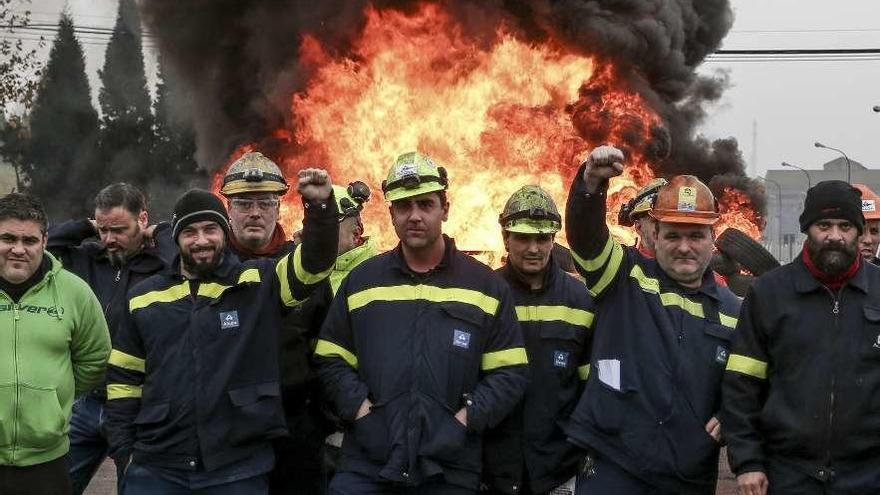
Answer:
[{"left": 23, "top": 0, "right": 880, "bottom": 178}]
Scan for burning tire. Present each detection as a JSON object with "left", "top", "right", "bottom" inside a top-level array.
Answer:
[{"left": 715, "top": 228, "right": 779, "bottom": 276}]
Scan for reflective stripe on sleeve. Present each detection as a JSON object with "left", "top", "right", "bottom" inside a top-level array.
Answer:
[
  {"left": 107, "top": 384, "right": 142, "bottom": 400},
  {"left": 726, "top": 354, "right": 768, "bottom": 379},
  {"left": 481, "top": 347, "right": 529, "bottom": 371},
  {"left": 108, "top": 350, "right": 145, "bottom": 373},
  {"left": 314, "top": 339, "right": 359, "bottom": 369}
]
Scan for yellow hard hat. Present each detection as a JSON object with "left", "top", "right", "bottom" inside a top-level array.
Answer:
[
  {"left": 219, "top": 152, "right": 289, "bottom": 197},
  {"left": 381, "top": 152, "right": 448, "bottom": 202}
]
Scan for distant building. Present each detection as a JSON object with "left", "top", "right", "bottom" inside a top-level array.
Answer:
[{"left": 763, "top": 158, "right": 880, "bottom": 263}]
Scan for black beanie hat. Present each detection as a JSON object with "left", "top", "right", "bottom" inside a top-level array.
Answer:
[
  {"left": 798, "top": 180, "right": 864, "bottom": 234},
  {"left": 171, "top": 189, "right": 230, "bottom": 240}
]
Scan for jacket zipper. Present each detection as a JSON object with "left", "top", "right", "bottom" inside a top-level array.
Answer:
[
  {"left": 824, "top": 287, "right": 841, "bottom": 472},
  {"left": 11, "top": 303, "right": 20, "bottom": 462}
]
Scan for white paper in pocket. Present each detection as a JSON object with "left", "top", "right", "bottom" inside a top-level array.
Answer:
[{"left": 596, "top": 359, "right": 621, "bottom": 391}]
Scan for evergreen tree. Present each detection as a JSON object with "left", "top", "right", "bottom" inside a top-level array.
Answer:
[
  {"left": 23, "top": 13, "right": 99, "bottom": 220},
  {"left": 98, "top": 0, "right": 153, "bottom": 187}
]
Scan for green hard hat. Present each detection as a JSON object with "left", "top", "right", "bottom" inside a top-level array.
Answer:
[
  {"left": 332, "top": 181, "right": 371, "bottom": 220},
  {"left": 382, "top": 152, "right": 448, "bottom": 202},
  {"left": 499, "top": 185, "right": 561, "bottom": 234}
]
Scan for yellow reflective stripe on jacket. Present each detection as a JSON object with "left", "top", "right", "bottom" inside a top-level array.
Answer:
[
  {"left": 348, "top": 285, "right": 500, "bottom": 316},
  {"left": 572, "top": 237, "right": 624, "bottom": 297},
  {"left": 107, "top": 384, "right": 142, "bottom": 400},
  {"left": 630, "top": 265, "right": 739, "bottom": 330},
  {"left": 515, "top": 305, "right": 594, "bottom": 329},
  {"left": 294, "top": 244, "right": 333, "bottom": 285},
  {"left": 726, "top": 354, "right": 768, "bottom": 379},
  {"left": 572, "top": 236, "right": 615, "bottom": 272},
  {"left": 578, "top": 364, "right": 590, "bottom": 380},
  {"left": 719, "top": 313, "right": 738, "bottom": 329},
  {"left": 314, "top": 339, "right": 358, "bottom": 369},
  {"left": 108, "top": 350, "right": 145, "bottom": 373},
  {"left": 629, "top": 265, "right": 661, "bottom": 293},
  {"left": 659, "top": 292, "right": 705, "bottom": 318},
  {"left": 129, "top": 280, "right": 189, "bottom": 312},
  {"left": 481, "top": 347, "right": 528, "bottom": 371},
  {"left": 588, "top": 241, "right": 623, "bottom": 297}
]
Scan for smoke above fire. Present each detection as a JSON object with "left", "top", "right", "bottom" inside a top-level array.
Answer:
[{"left": 141, "top": 0, "right": 765, "bottom": 248}]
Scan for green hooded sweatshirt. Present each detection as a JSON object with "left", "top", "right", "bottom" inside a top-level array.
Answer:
[{"left": 0, "top": 252, "right": 111, "bottom": 467}]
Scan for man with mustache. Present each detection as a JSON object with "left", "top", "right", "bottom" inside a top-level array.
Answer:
[
  {"left": 565, "top": 146, "right": 741, "bottom": 495},
  {"left": 723, "top": 180, "right": 880, "bottom": 495},
  {"left": 104, "top": 169, "right": 338, "bottom": 494},
  {"left": 220, "top": 151, "right": 297, "bottom": 260},
  {"left": 0, "top": 192, "right": 111, "bottom": 495},
  {"left": 315, "top": 152, "right": 528, "bottom": 494},
  {"left": 853, "top": 184, "right": 880, "bottom": 266},
  {"left": 46, "top": 183, "right": 168, "bottom": 494},
  {"left": 483, "top": 186, "right": 594, "bottom": 495}
]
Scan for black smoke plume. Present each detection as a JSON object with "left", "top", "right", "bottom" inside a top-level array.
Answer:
[{"left": 141, "top": 0, "right": 762, "bottom": 216}]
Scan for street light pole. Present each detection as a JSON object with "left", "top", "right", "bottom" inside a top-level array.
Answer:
[
  {"left": 759, "top": 176, "right": 783, "bottom": 261},
  {"left": 781, "top": 161, "right": 811, "bottom": 188},
  {"left": 814, "top": 141, "right": 852, "bottom": 184}
]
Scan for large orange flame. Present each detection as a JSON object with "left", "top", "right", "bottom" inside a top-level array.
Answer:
[{"left": 212, "top": 3, "right": 760, "bottom": 258}]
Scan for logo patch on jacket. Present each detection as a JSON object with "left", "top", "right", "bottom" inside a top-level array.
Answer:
[
  {"left": 715, "top": 345, "right": 729, "bottom": 364},
  {"left": 452, "top": 329, "right": 471, "bottom": 349},
  {"left": 553, "top": 350, "right": 570, "bottom": 368},
  {"left": 220, "top": 311, "right": 240, "bottom": 330}
]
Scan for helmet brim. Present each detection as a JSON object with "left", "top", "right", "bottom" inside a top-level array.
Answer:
[
  {"left": 650, "top": 209, "right": 719, "bottom": 225},
  {"left": 384, "top": 182, "right": 446, "bottom": 202},
  {"left": 220, "top": 181, "right": 289, "bottom": 197}
]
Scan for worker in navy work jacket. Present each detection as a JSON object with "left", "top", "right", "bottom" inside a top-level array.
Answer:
[
  {"left": 482, "top": 185, "right": 594, "bottom": 495},
  {"left": 103, "top": 169, "right": 339, "bottom": 495},
  {"left": 566, "top": 146, "right": 742, "bottom": 495},
  {"left": 315, "top": 152, "right": 529, "bottom": 494},
  {"left": 723, "top": 180, "right": 880, "bottom": 495}
]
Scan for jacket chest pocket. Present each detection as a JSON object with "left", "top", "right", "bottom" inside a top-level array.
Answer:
[
  {"left": 438, "top": 305, "right": 484, "bottom": 404},
  {"left": 860, "top": 306, "right": 880, "bottom": 361},
  {"left": 439, "top": 305, "right": 483, "bottom": 360},
  {"left": 703, "top": 323, "right": 734, "bottom": 368},
  {"left": 539, "top": 325, "right": 584, "bottom": 375}
]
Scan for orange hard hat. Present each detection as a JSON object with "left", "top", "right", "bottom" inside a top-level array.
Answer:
[
  {"left": 649, "top": 175, "right": 720, "bottom": 225},
  {"left": 852, "top": 183, "right": 880, "bottom": 221}
]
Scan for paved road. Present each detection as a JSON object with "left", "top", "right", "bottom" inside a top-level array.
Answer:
[{"left": 84, "top": 453, "right": 740, "bottom": 494}]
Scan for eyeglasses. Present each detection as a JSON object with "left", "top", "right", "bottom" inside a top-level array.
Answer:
[{"left": 229, "top": 198, "right": 279, "bottom": 212}]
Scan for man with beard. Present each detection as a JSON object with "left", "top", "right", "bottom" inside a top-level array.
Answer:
[
  {"left": 46, "top": 183, "right": 168, "bottom": 494},
  {"left": 315, "top": 152, "right": 528, "bottom": 494},
  {"left": 565, "top": 146, "right": 741, "bottom": 495},
  {"left": 483, "top": 186, "right": 594, "bottom": 495},
  {"left": 104, "top": 169, "right": 338, "bottom": 494},
  {"left": 723, "top": 180, "right": 880, "bottom": 495},
  {"left": 220, "top": 151, "right": 296, "bottom": 260},
  {"left": 853, "top": 184, "right": 880, "bottom": 265}
]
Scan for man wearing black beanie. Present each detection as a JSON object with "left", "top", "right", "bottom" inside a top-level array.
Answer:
[
  {"left": 103, "top": 169, "right": 339, "bottom": 494},
  {"left": 724, "top": 179, "right": 880, "bottom": 495}
]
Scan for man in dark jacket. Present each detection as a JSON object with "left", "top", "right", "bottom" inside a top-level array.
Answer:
[
  {"left": 104, "top": 169, "right": 338, "bottom": 494},
  {"left": 270, "top": 181, "right": 377, "bottom": 495},
  {"left": 723, "top": 180, "right": 880, "bottom": 495},
  {"left": 315, "top": 152, "right": 529, "bottom": 494},
  {"left": 47, "top": 183, "right": 168, "bottom": 494},
  {"left": 566, "top": 146, "right": 741, "bottom": 495},
  {"left": 483, "top": 185, "right": 594, "bottom": 495}
]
